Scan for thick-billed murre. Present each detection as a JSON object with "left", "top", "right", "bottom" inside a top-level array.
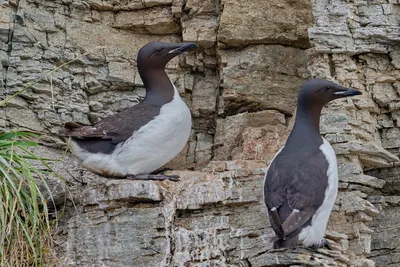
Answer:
[
  {"left": 59, "top": 42, "right": 197, "bottom": 181},
  {"left": 263, "top": 78, "right": 362, "bottom": 249}
]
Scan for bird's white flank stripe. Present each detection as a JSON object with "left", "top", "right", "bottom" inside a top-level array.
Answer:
[{"left": 298, "top": 138, "right": 338, "bottom": 246}]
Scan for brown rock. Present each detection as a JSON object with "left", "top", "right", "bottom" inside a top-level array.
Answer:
[
  {"left": 219, "top": 45, "right": 309, "bottom": 116},
  {"left": 182, "top": 17, "right": 217, "bottom": 48},
  {"left": 190, "top": 74, "right": 218, "bottom": 116},
  {"left": 218, "top": 0, "right": 312, "bottom": 48},
  {"left": 214, "top": 110, "right": 289, "bottom": 161},
  {"left": 112, "top": 7, "right": 180, "bottom": 34},
  {"left": 372, "top": 83, "right": 399, "bottom": 108}
]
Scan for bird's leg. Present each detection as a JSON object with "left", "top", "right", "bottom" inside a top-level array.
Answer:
[
  {"left": 309, "top": 239, "right": 333, "bottom": 250},
  {"left": 126, "top": 174, "right": 180, "bottom": 182}
]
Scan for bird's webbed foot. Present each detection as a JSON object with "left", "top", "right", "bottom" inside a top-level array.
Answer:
[
  {"left": 126, "top": 174, "right": 180, "bottom": 182},
  {"left": 309, "top": 239, "right": 333, "bottom": 250}
]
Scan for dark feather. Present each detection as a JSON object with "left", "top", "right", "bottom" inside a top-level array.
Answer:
[
  {"left": 59, "top": 102, "right": 161, "bottom": 154},
  {"left": 65, "top": 121, "right": 85, "bottom": 129},
  {"left": 273, "top": 235, "right": 299, "bottom": 249},
  {"left": 281, "top": 208, "right": 315, "bottom": 237},
  {"left": 264, "top": 149, "right": 329, "bottom": 247},
  {"left": 267, "top": 209, "right": 284, "bottom": 239}
]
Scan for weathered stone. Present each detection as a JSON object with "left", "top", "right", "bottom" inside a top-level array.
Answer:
[
  {"left": 390, "top": 51, "right": 400, "bottom": 69},
  {"left": 250, "top": 248, "right": 349, "bottom": 267},
  {"left": 340, "top": 174, "right": 386, "bottom": 190},
  {"left": 347, "top": 141, "right": 399, "bottom": 168},
  {"left": 88, "top": 100, "right": 103, "bottom": 111},
  {"left": 182, "top": 0, "right": 219, "bottom": 48},
  {"left": 366, "top": 167, "right": 400, "bottom": 196},
  {"left": 81, "top": 0, "right": 173, "bottom": 10},
  {"left": 190, "top": 74, "right": 218, "bottom": 116},
  {"left": 382, "top": 128, "right": 400, "bottom": 149},
  {"left": 370, "top": 204, "right": 400, "bottom": 267},
  {"left": 194, "top": 132, "right": 213, "bottom": 165},
  {"left": 218, "top": 0, "right": 312, "bottom": 48},
  {"left": 372, "top": 83, "right": 399, "bottom": 108},
  {"left": 320, "top": 109, "right": 353, "bottom": 134},
  {"left": 339, "top": 191, "right": 379, "bottom": 217},
  {"left": 377, "top": 114, "right": 394, "bottom": 128},
  {"left": 82, "top": 180, "right": 162, "bottom": 206},
  {"left": 112, "top": 7, "right": 180, "bottom": 34},
  {"left": 65, "top": 18, "right": 179, "bottom": 59},
  {"left": 214, "top": 110, "right": 289, "bottom": 161},
  {"left": 108, "top": 62, "right": 135, "bottom": 85},
  {"left": 309, "top": 1, "right": 400, "bottom": 53},
  {"left": 182, "top": 17, "right": 218, "bottom": 48},
  {"left": 219, "top": 45, "right": 309, "bottom": 115},
  {"left": 6, "top": 107, "right": 44, "bottom": 131},
  {"left": 0, "top": 4, "right": 13, "bottom": 42},
  {"left": 4, "top": 95, "right": 28, "bottom": 108},
  {"left": 65, "top": 164, "right": 274, "bottom": 266},
  {"left": 67, "top": 207, "right": 167, "bottom": 267}
]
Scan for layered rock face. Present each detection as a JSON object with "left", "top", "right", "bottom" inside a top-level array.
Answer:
[{"left": 0, "top": 0, "right": 399, "bottom": 266}]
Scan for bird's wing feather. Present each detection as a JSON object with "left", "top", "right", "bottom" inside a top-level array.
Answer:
[
  {"left": 59, "top": 102, "right": 161, "bottom": 144},
  {"left": 267, "top": 209, "right": 285, "bottom": 239},
  {"left": 280, "top": 208, "right": 315, "bottom": 237},
  {"left": 264, "top": 150, "right": 329, "bottom": 238}
]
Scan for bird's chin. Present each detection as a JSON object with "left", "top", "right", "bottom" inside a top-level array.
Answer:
[{"left": 162, "top": 54, "right": 178, "bottom": 65}]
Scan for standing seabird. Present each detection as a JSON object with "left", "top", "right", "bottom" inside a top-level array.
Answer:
[
  {"left": 59, "top": 42, "right": 197, "bottom": 181},
  {"left": 263, "top": 79, "right": 362, "bottom": 249}
]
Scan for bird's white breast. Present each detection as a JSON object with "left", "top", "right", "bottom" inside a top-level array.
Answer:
[
  {"left": 298, "top": 138, "right": 338, "bottom": 246},
  {"left": 74, "top": 85, "right": 192, "bottom": 176}
]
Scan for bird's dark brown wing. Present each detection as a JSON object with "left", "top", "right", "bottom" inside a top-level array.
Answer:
[
  {"left": 264, "top": 150, "right": 329, "bottom": 238},
  {"left": 59, "top": 102, "right": 161, "bottom": 145}
]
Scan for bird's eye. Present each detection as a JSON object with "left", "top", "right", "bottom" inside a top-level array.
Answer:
[
  {"left": 157, "top": 48, "right": 162, "bottom": 52},
  {"left": 326, "top": 86, "right": 332, "bottom": 91}
]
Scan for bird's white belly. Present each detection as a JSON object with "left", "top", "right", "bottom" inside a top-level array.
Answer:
[
  {"left": 75, "top": 87, "right": 192, "bottom": 176},
  {"left": 298, "top": 138, "right": 338, "bottom": 246}
]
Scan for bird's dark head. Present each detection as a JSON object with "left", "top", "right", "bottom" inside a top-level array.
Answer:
[
  {"left": 298, "top": 78, "right": 362, "bottom": 108},
  {"left": 137, "top": 42, "right": 197, "bottom": 70}
]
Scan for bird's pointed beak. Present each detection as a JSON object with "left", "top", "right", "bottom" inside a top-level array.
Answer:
[
  {"left": 334, "top": 88, "right": 362, "bottom": 97},
  {"left": 168, "top": 43, "right": 198, "bottom": 55}
]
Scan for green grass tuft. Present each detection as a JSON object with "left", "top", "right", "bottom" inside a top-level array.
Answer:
[
  {"left": 0, "top": 131, "right": 59, "bottom": 266},
  {"left": 0, "top": 45, "right": 104, "bottom": 266}
]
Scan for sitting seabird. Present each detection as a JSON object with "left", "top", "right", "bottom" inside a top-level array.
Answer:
[
  {"left": 60, "top": 42, "right": 197, "bottom": 181},
  {"left": 263, "top": 79, "right": 362, "bottom": 249}
]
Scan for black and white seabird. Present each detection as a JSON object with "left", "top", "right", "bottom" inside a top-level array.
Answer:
[
  {"left": 59, "top": 41, "right": 197, "bottom": 181},
  {"left": 263, "top": 79, "right": 362, "bottom": 249}
]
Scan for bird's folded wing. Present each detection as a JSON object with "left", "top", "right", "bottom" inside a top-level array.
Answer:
[
  {"left": 264, "top": 151, "right": 329, "bottom": 238},
  {"left": 266, "top": 194, "right": 318, "bottom": 239},
  {"left": 59, "top": 103, "right": 161, "bottom": 144},
  {"left": 281, "top": 207, "right": 315, "bottom": 237}
]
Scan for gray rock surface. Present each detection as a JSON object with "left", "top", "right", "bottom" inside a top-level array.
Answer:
[{"left": 0, "top": 0, "right": 399, "bottom": 266}]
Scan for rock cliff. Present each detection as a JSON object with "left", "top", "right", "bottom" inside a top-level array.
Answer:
[{"left": 0, "top": 0, "right": 399, "bottom": 266}]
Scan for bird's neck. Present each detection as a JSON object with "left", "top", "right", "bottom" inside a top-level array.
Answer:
[
  {"left": 286, "top": 101, "right": 323, "bottom": 148},
  {"left": 139, "top": 65, "right": 174, "bottom": 106}
]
